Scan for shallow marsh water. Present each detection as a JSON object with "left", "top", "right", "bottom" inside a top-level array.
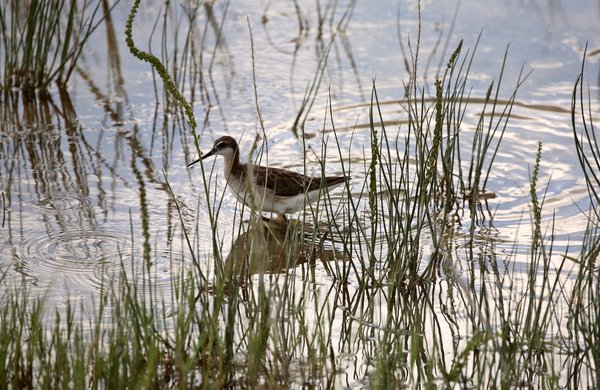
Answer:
[{"left": 1, "top": 0, "right": 600, "bottom": 387}]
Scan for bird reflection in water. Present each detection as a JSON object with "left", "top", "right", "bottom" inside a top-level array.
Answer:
[{"left": 223, "top": 218, "right": 346, "bottom": 289}]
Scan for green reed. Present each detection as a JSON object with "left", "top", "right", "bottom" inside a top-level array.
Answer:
[
  {"left": 568, "top": 46, "right": 600, "bottom": 389},
  {"left": 572, "top": 45, "right": 600, "bottom": 216},
  {"left": 125, "top": 0, "right": 196, "bottom": 131},
  {"left": 139, "top": 0, "right": 233, "bottom": 136},
  {"left": 290, "top": 0, "right": 356, "bottom": 135},
  {"left": 0, "top": 0, "right": 109, "bottom": 93}
]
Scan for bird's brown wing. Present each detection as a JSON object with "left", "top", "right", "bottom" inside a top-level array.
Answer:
[
  {"left": 250, "top": 165, "right": 312, "bottom": 196},
  {"left": 247, "top": 165, "right": 349, "bottom": 196}
]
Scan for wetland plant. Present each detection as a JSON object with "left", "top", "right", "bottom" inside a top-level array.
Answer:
[{"left": 0, "top": 0, "right": 110, "bottom": 94}]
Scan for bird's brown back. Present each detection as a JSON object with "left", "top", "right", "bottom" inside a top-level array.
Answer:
[{"left": 243, "top": 165, "right": 348, "bottom": 196}]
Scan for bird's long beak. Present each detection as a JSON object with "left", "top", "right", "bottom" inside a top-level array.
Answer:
[
  {"left": 186, "top": 158, "right": 201, "bottom": 167},
  {"left": 187, "top": 148, "right": 215, "bottom": 167}
]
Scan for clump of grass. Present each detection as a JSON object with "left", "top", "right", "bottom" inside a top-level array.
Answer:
[
  {"left": 483, "top": 142, "right": 566, "bottom": 389},
  {"left": 0, "top": 254, "right": 218, "bottom": 388},
  {"left": 0, "top": 0, "right": 111, "bottom": 94},
  {"left": 333, "top": 37, "right": 528, "bottom": 289}
]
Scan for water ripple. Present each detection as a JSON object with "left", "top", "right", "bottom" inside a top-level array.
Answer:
[
  {"left": 33, "top": 193, "right": 91, "bottom": 213},
  {"left": 17, "top": 227, "right": 194, "bottom": 293},
  {"left": 17, "top": 229, "right": 131, "bottom": 290}
]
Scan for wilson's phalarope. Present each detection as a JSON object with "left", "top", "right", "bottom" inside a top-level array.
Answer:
[{"left": 188, "top": 136, "right": 349, "bottom": 221}]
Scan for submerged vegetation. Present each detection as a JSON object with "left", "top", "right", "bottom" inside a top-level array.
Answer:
[{"left": 1, "top": 0, "right": 599, "bottom": 388}]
